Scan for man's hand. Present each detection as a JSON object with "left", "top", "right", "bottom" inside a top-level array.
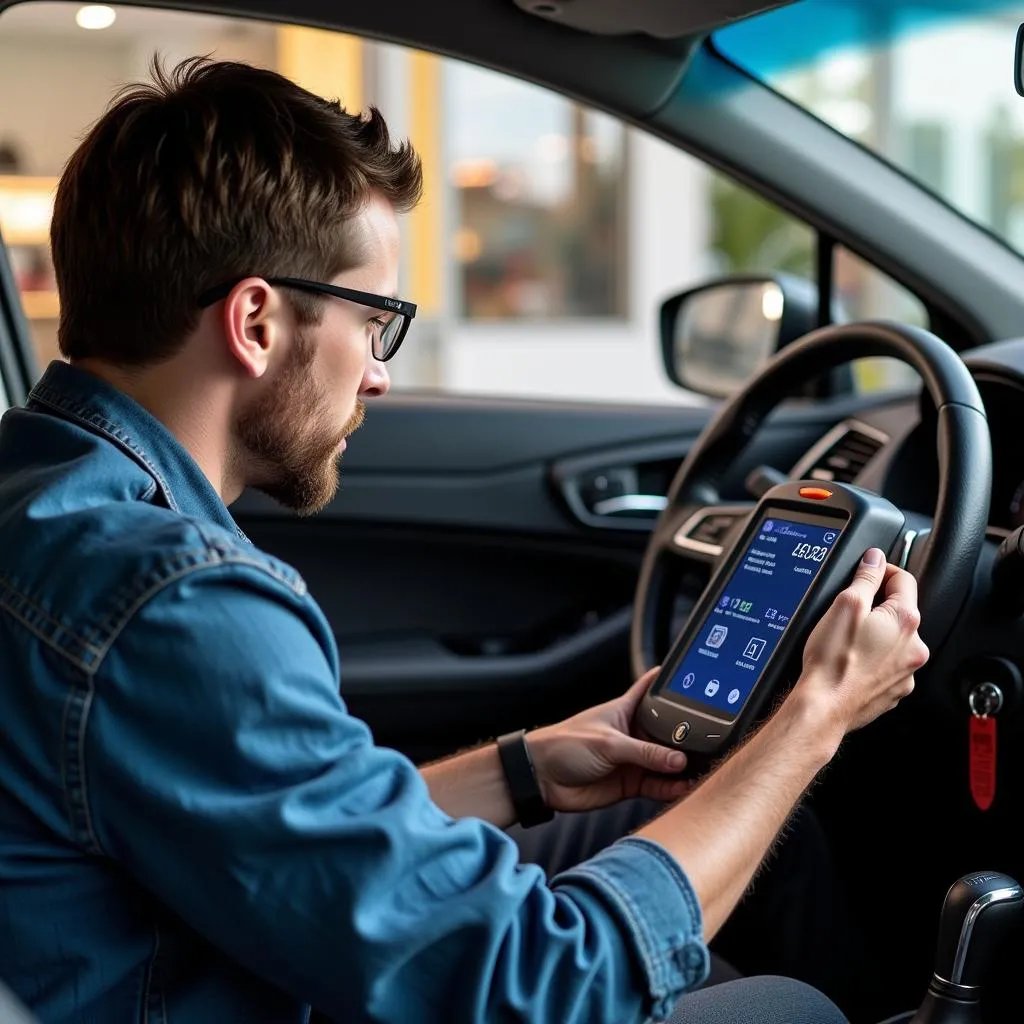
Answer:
[
  {"left": 526, "top": 670, "right": 692, "bottom": 813},
  {"left": 639, "top": 547, "right": 929, "bottom": 940},
  {"left": 420, "top": 668, "right": 688, "bottom": 827},
  {"left": 790, "top": 547, "right": 930, "bottom": 741},
  {"left": 425, "top": 549, "right": 926, "bottom": 834}
]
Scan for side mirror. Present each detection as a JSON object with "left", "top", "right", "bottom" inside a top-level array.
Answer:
[{"left": 660, "top": 274, "right": 819, "bottom": 399}]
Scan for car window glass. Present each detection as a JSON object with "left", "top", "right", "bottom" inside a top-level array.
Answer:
[
  {"left": 0, "top": 1, "right": 925, "bottom": 405},
  {"left": 832, "top": 246, "right": 925, "bottom": 394},
  {"left": 716, "top": 3, "right": 1024, "bottom": 260},
  {"left": 699, "top": 182, "right": 924, "bottom": 394}
]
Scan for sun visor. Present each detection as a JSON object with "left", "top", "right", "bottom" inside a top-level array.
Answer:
[{"left": 511, "top": 0, "right": 795, "bottom": 39}]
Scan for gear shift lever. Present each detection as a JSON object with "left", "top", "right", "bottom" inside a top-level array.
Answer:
[{"left": 910, "top": 872, "right": 1023, "bottom": 1024}]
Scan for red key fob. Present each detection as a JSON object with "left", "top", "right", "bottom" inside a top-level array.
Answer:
[{"left": 969, "top": 714, "right": 997, "bottom": 812}]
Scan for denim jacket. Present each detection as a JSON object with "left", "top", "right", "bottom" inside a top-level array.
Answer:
[{"left": 0, "top": 361, "right": 709, "bottom": 1023}]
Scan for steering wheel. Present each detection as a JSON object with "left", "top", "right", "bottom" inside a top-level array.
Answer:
[{"left": 631, "top": 321, "right": 992, "bottom": 678}]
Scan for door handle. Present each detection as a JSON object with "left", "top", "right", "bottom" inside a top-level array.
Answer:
[{"left": 590, "top": 494, "right": 668, "bottom": 517}]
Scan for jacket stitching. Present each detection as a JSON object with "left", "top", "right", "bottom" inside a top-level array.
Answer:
[
  {"left": 30, "top": 388, "right": 180, "bottom": 512},
  {"left": 92, "top": 552, "right": 306, "bottom": 668},
  {"left": 58, "top": 675, "right": 78, "bottom": 834},
  {"left": 563, "top": 864, "right": 667, "bottom": 998},
  {"left": 74, "top": 683, "right": 102, "bottom": 854},
  {"left": 621, "top": 838, "right": 706, "bottom": 932},
  {"left": 51, "top": 667, "right": 104, "bottom": 853},
  {"left": 0, "top": 575, "right": 103, "bottom": 657},
  {"left": 89, "top": 538, "right": 301, "bottom": 644},
  {"left": 30, "top": 380, "right": 250, "bottom": 543},
  {"left": 0, "top": 591, "right": 98, "bottom": 675},
  {"left": 0, "top": 552, "right": 304, "bottom": 677},
  {"left": 3, "top": 548, "right": 305, "bottom": 855}
]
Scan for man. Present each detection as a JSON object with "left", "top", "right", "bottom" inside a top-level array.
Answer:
[{"left": 0, "top": 58, "right": 927, "bottom": 1023}]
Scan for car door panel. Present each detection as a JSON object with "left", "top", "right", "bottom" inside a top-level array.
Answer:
[{"left": 233, "top": 393, "right": 869, "bottom": 761}]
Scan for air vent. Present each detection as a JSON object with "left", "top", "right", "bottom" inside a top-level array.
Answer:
[{"left": 793, "top": 420, "right": 889, "bottom": 485}]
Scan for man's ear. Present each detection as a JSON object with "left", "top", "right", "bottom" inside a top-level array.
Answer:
[{"left": 221, "top": 278, "right": 287, "bottom": 379}]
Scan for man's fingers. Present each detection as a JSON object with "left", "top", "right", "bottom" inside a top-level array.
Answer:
[
  {"left": 620, "top": 666, "right": 661, "bottom": 711},
  {"left": 829, "top": 549, "right": 889, "bottom": 620},
  {"left": 608, "top": 733, "right": 686, "bottom": 774},
  {"left": 879, "top": 564, "right": 920, "bottom": 624},
  {"left": 845, "top": 548, "right": 888, "bottom": 600}
]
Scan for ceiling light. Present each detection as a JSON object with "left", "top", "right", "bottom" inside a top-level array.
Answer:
[{"left": 76, "top": 5, "right": 116, "bottom": 30}]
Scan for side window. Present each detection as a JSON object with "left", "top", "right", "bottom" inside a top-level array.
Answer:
[
  {"left": 706, "top": 176, "right": 815, "bottom": 277},
  {"left": 702, "top": 178, "right": 925, "bottom": 394},
  {"left": 0, "top": 2, "right": 927, "bottom": 404},
  {"left": 833, "top": 246, "right": 925, "bottom": 393},
  {"left": 1, "top": 173, "right": 58, "bottom": 364}
]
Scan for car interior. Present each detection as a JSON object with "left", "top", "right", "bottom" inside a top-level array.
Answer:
[{"left": 4, "top": 0, "right": 1024, "bottom": 1021}]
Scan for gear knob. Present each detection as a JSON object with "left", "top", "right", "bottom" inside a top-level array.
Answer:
[
  {"left": 911, "top": 872, "right": 1024, "bottom": 1024},
  {"left": 933, "top": 872, "right": 1023, "bottom": 989}
]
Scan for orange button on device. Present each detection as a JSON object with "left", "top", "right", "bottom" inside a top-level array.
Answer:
[{"left": 799, "top": 487, "right": 833, "bottom": 500}]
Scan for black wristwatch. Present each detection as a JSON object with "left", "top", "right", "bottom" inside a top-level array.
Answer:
[{"left": 496, "top": 730, "right": 554, "bottom": 828}]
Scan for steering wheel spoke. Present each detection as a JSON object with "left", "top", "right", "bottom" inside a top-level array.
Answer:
[{"left": 893, "top": 512, "right": 934, "bottom": 574}]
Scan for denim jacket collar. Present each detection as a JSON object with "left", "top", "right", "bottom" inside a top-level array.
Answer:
[{"left": 28, "top": 360, "right": 247, "bottom": 540}]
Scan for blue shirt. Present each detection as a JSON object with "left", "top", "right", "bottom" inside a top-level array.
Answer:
[{"left": 0, "top": 361, "right": 708, "bottom": 1023}]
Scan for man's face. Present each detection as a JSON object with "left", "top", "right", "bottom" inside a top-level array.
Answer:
[{"left": 236, "top": 194, "right": 399, "bottom": 515}]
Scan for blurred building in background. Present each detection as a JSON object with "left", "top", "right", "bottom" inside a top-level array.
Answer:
[{"left": 2, "top": 2, "right": 1016, "bottom": 404}]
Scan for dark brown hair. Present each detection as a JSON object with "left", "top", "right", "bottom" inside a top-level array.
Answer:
[{"left": 51, "top": 55, "right": 422, "bottom": 365}]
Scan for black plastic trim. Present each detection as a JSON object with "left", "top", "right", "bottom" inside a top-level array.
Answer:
[{"left": 339, "top": 606, "right": 632, "bottom": 697}]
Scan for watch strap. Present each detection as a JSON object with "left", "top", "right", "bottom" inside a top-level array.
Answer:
[{"left": 496, "top": 730, "right": 554, "bottom": 828}]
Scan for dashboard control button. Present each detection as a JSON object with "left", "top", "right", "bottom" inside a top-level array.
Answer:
[{"left": 672, "top": 722, "right": 690, "bottom": 744}]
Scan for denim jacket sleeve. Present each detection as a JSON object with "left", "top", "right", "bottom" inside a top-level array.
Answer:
[{"left": 83, "top": 559, "right": 709, "bottom": 1023}]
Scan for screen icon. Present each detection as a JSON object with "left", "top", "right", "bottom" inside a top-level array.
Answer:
[
  {"left": 719, "top": 595, "right": 730, "bottom": 609},
  {"left": 681, "top": 672, "right": 695, "bottom": 689},
  {"left": 763, "top": 520, "right": 774, "bottom": 533},
  {"left": 727, "top": 688, "right": 741, "bottom": 705},
  {"left": 706, "top": 625, "right": 729, "bottom": 649},
  {"left": 743, "top": 637, "right": 767, "bottom": 661},
  {"left": 704, "top": 679, "right": 720, "bottom": 697},
  {"left": 824, "top": 531, "right": 836, "bottom": 544}
]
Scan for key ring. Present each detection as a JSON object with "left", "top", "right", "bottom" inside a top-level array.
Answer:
[{"left": 969, "top": 681, "right": 1004, "bottom": 718}]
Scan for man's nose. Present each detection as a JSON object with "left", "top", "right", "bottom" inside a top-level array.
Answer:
[{"left": 359, "top": 353, "right": 391, "bottom": 398}]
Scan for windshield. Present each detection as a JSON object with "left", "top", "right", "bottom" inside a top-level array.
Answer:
[{"left": 715, "top": 1, "right": 1024, "bottom": 255}]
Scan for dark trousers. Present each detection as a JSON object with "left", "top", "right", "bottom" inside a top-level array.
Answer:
[{"left": 510, "top": 799, "right": 854, "bottom": 1023}]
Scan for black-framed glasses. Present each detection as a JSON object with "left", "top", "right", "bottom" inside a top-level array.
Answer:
[{"left": 197, "top": 276, "right": 417, "bottom": 362}]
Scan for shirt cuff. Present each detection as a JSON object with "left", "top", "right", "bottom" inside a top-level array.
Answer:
[{"left": 552, "top": 836, "right": 710, "bottom": 1021}]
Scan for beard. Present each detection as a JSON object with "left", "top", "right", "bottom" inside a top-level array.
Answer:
[{"left": 235, "top": 330, "right": 365, "bottom": 516}]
